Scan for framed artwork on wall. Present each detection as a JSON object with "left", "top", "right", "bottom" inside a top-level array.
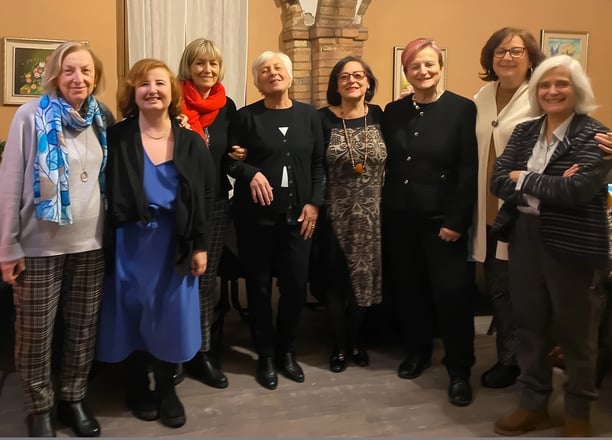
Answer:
[
  {"left": 540, "top": 30, "right": 589, "bottom": 70},
  {"left": 3, "top": 37, "right": 65, "bottom": 105},
  {"left": 393, "top": 46, "right": 447, "bottom": 101}
]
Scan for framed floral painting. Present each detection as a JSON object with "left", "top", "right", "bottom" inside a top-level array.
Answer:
[{"left": 3, "top": 37, "right": 65, "bottom": 105}]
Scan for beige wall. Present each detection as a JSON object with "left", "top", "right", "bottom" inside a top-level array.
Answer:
[
  {"left": 0, "top": 1, "right": 119, "bottom": 139},
  {"left": 1, "top": 0, "right": 611, "bottom": 140},
  {"left": 363, "top": 0, "right": 612, "bottom": 126}
]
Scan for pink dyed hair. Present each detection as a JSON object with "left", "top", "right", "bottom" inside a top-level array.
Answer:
[{"left": 401, "top": 38, "right": 444, "bottom": 74}]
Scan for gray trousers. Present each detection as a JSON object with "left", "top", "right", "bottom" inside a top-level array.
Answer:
[
  {"left": 484, "top": 225, "right": 516, "bottom": 366},
  {"left": 508, "top": 214, "right": 603, "bottom": 418}
]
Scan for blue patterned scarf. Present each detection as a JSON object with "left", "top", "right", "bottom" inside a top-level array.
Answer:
[{"left": 33, "top": 94, "right": 108, "bottom": 225}]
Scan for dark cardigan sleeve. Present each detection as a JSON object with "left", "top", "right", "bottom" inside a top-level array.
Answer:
[
  {"left": 443, "top": 98, "right": 478, "bottom": 233},
  {"left": 520, "top": 119, "right": 610, "bottom": 206}
]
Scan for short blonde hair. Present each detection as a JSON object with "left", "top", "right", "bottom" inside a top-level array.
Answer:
[
  {"left": 251, "top": 51, "right": 293, "bottom": 90},
  {"left": 42, "top": 41, "right": 105, "bottom": 95},
  {"left": 117, "top": 58, "right": 182, "bottom": 118},
  {"left": 528, "top": 55, "right": 597, "bottom": 115},
  {"left": 177, "top": 38, "right": 225, "bottom": 82}
]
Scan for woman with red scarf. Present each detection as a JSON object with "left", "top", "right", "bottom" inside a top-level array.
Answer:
[{"left": 175, "top": 38, "right": 243, "bottom": 389}]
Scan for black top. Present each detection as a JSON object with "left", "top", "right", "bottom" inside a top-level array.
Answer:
[
  {"left": 382, "top": 91, "right": 478, "bottom": 234},
  {"left": 227, "top": 99, "right": 326, "bottom": 224},
  {"left": 105, "top": 117, "right": 216, "bottom": 273},
  {"left": 208, "top": 97, "right": 237, "bottom": 200}
]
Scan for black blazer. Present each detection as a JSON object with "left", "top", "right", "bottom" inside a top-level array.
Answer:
[
  {"left": 491, "top": 114, "right": 610, "bottom": 263},
  {"left": 382, "top": 91, "right": 478, "bottom": 234},
  {"left": 105, "top": 116, "right": 216, "bottom": 274}
]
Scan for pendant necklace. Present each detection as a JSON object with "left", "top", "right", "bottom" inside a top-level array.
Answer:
[
  {"left": 341, "top": 108, "right": 368, "bottom": 175},
  {"left": 69, "top": 130, "right": 89, "bottom": 182}
]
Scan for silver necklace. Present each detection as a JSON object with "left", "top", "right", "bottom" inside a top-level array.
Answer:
[{"left": 68, "top": 129, "right": 89, "bottom": 182}]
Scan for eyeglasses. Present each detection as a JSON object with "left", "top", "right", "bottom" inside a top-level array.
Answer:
[
  {"left": 493, "top": 47, "right": 526, "bottom": 58},
  {"left": 337, "top": 71, "right": 367, "bottom": 82}
]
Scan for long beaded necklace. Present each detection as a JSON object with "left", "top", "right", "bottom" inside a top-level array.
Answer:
[{"left": 340, "top": 109, "right": 368, "bottom": 175}]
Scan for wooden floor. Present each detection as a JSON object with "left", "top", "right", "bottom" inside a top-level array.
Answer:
[{"left": 3, "top": 292, "right": 612, "bottom": 438}]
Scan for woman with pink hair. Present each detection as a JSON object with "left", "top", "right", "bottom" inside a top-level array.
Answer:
[{"left": 382, "top": 38, "right": 478, "bottom": 406}]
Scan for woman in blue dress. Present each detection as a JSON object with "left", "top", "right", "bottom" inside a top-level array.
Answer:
[{"left": 96, "top": 58, "right": 215, "bottom": 428}]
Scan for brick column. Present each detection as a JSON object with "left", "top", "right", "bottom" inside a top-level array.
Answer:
[{"left": 277, "top": 0, "right": 371, "bottom": 108}]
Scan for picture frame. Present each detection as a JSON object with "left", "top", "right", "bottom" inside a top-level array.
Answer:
[
  {"left": 540, "top": 30, "right": 589, "bottom": 70},
  {"left": 393, "top": 46, "right": 447, "bottom": 101},
  {"left": 3, "top": 37, "right": 65, "bottom": 105}
]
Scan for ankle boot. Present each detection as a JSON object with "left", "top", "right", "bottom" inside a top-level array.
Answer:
[
  {"left": 184, "top": 351, "right": 228, "bottom": 388},
  {"left": 562, "top": 416, "right": 592, "bottom": 437},
  {"left": 494, "top": 407, "right": 552, "bottom": 436},
  {"left": 125, "top": 351, "right": 158, "bottom": 421},
  {"left": 152, "top": 360, "right": 186, "bottom": 428}
]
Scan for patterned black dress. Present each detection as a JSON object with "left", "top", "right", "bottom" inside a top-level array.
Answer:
[{"left": 316, "top": 104, "right": 387, "bottom": 306}]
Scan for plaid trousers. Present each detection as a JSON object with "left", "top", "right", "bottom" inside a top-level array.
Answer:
[
  {"left": 198, "top": 199, "right": 230, "bottom": 352},
  {"left": 12, "top": 249, "right": 104, "bottom": 413}
]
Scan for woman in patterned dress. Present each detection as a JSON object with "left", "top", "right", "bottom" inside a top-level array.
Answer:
[{"left": 315, "top": 56, "right": 386, "bottom": 372}]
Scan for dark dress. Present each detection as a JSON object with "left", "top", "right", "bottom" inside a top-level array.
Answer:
[{"left": 316, "top": 104, "right": 386, "bottom": 307}]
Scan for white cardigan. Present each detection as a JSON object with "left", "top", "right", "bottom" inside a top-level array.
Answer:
[{"left": 470, "top": 80, "right": 536, "bottom": 262}]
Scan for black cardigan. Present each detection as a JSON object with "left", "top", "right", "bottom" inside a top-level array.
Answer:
[{"left": 105, "top": 116, "right": 216, "bottom": 273}]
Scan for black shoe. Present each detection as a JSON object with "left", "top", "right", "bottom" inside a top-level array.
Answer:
[
  {"left": 125, "top": 381, "right": 159, "bottom": 421},
  {"left": 329, "top": 352, "right": 347, "bottom": 373},
  {"left": 352, "top": 349, "right": 370, "bottom": 367},
  {"left": 184, "top": 352, "right": 229, "bottom": 389},
  {"left": 448, "top": 377, "right": 473, "bottom": 407},
  {"left": 158, "top": 388, "right": 186, "bottom": 428},
  {"left": 275, "top": 352, "right": 305, "bottom": 383},
  {"left": 25, "top": 412, "right": 55, "bottom": 437},
  {"left": 397, "top": 355, "right": 431, "bottom": 379},
  {"left": 56, "top": 400, "right": 101, "bottom": 437},
  {"left": 256, "top": 356, "right": 278, "bottom": 390},
  {"left": 173, "top": 364, "right": 185, "bottom": 386},
  {"left": 480, "top": 362, "right": 520, "bottom": 389}
]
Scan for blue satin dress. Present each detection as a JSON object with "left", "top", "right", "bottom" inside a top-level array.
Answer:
[{"left": 96, "top": 153, "right": 201, "bottom": 363}]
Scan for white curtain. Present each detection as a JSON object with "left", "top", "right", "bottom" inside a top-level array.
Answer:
[{"left": 127, "top": 0, "right": 248, "bottom": 107}]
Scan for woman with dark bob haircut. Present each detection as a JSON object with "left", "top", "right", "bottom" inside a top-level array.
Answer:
[
  {"left": 312, "top": 56, "right": 386, "bottom": 373},
  {"left": 326, "top": 56, "right": 377, "bottom": 105},
  {"left": 479, "top": 27, "right": 544, "bottom": 82},
  {"left": 471, "top": 27, "right": 545, "bottom": 391}
]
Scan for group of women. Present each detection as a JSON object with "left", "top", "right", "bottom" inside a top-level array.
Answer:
[{"left": 1, "top": 26, "right": 612, "bottom": 438}]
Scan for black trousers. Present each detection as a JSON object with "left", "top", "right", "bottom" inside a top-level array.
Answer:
[
  {"left": 234, "top": 213, "right": 311, "bottom": 357},
  {"left": 382, "top": 210, "right": 475, "bottom": 378}
]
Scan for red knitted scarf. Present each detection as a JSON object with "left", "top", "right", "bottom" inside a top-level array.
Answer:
[{"left": 181, "top": 80, "right": 227, "bottom": 141}]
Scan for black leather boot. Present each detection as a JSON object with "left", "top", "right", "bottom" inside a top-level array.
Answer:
[
  {"left": 56, "top": 400, "right": 101, "bottom": 437},
  {"left": 275, "top": 352, "right": 304, "bottom": 383},
  {"left": 256, "top": 356, "right": 278, "bottom": 390},
  {"left": 25, "top": 412, "right": 55, "bottom": 437},
  {"left": 125, "top": 351, "right": 159, "bottom": 421},
  {"left": 152, "top": 360, "right": 186, "bottom": 428},
  {"left": 184, "top": 351, "right": 228, "bottom": 388}
]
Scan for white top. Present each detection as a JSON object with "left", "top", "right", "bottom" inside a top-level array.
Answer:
[{"left": 470, "top": 80, "right": 538, "bottom": 262}]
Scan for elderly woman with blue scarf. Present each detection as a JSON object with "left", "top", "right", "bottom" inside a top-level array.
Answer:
[{"left": 0, "top": 41, "right": 113, "bottom": 438}]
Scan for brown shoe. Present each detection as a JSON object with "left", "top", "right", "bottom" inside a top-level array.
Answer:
[
  {"left": 561, "top": 416, "right": 591, "bottom": 437},
  {"left": 494, "top": 407, "right": 552, "bottom": 436}
]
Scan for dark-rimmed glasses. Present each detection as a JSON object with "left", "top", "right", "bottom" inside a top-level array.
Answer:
[
  {"left": 337, "top": 71, "right": 367, "bottom": 82},
  {"left": 493, "top": 47, "right": 526, "bottom": 58}
]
